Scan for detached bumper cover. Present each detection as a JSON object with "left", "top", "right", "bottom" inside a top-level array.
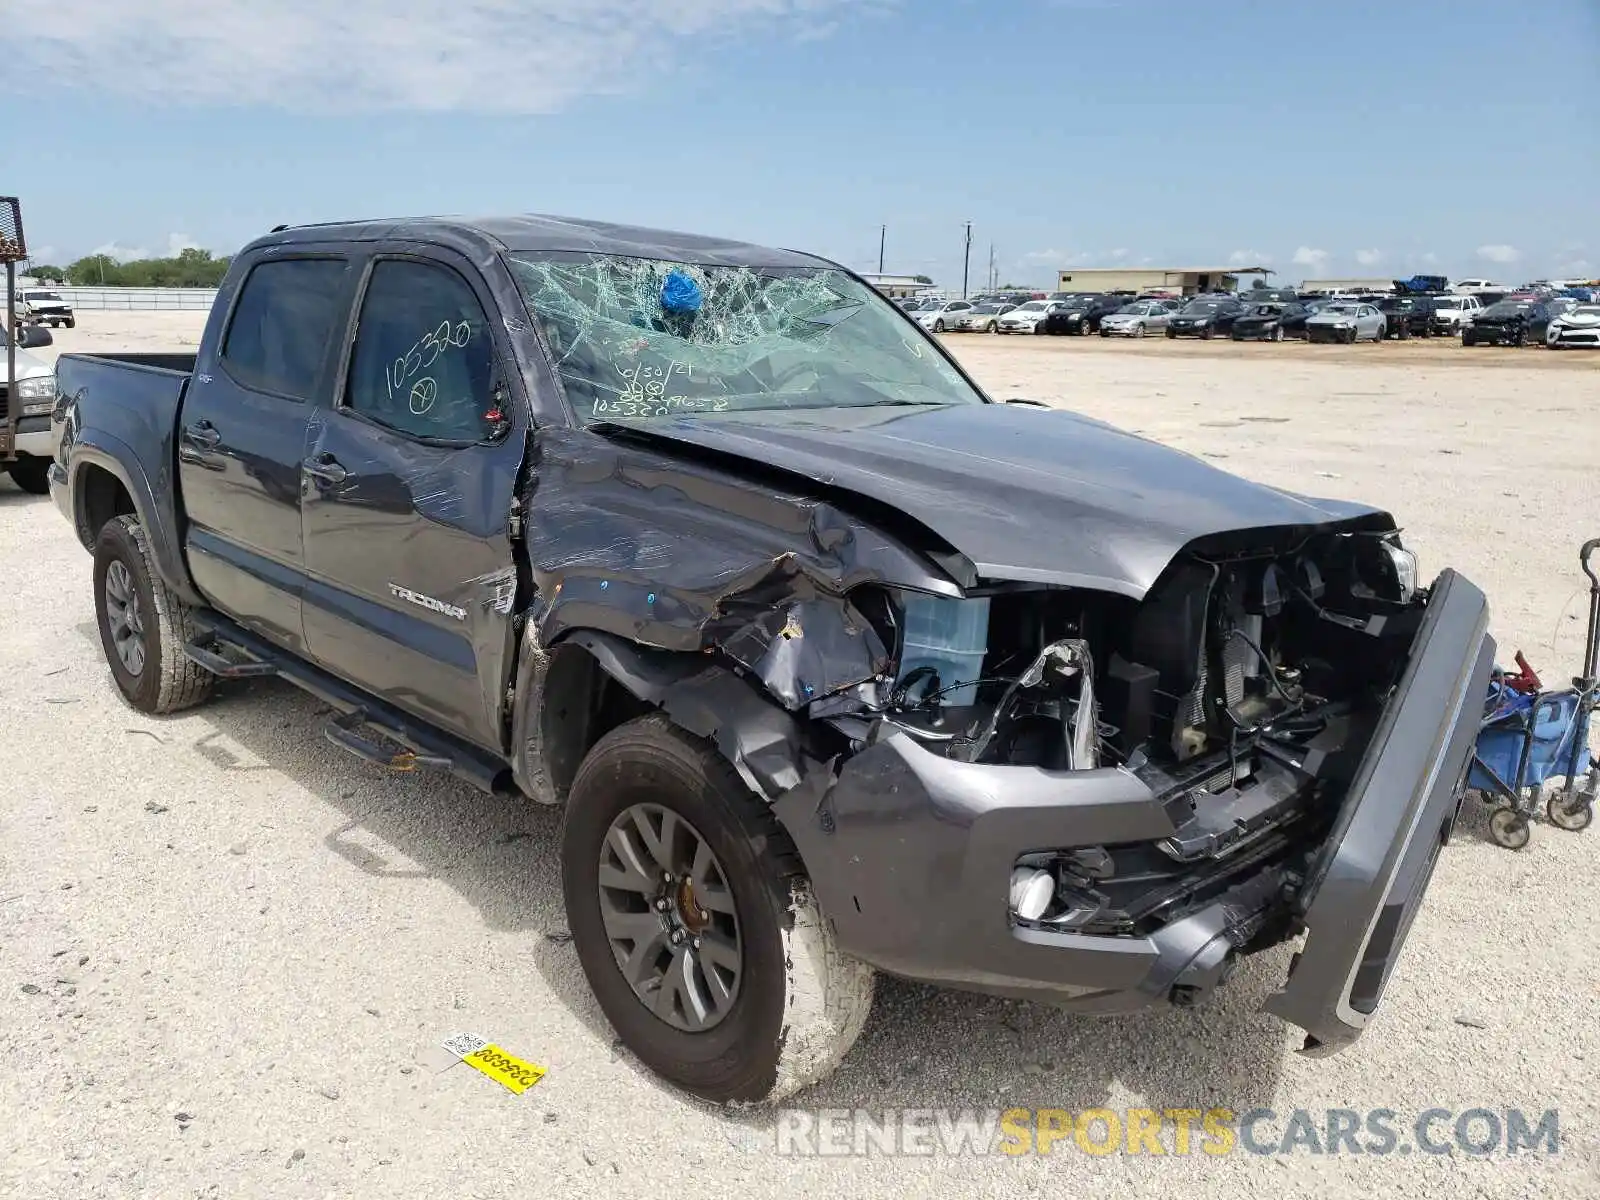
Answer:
[
  {"left": 777, "top": 570, "right": 1492, "bottom": 1052},
  {"left": 1264, "top": 569, "right": 1493, "bottom": 1054}
]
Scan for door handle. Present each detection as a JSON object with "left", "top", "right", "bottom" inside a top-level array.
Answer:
[
  {"left": 184, "top": 420, "right": 221, "bottom": 449},
  {"left": 301, "top": 455, "right": 348, "bottom": 485}
]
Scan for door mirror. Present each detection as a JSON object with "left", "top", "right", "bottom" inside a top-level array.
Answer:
[{"left": 16, "top": 323, "right": 53, "bottom": 350}]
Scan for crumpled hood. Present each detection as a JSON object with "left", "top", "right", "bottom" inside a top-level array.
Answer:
[{"left": 593, "top": 403, "right": 1388, "bottom": 598}]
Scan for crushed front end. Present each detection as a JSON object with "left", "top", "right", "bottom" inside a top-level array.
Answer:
[{"left": 776, "top": 529, "right": 1494, "bottom": 1053}]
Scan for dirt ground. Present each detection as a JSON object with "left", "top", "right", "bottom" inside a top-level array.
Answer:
[{"left": 2, "top": 312, "right": 1597, "bottom": 1197}]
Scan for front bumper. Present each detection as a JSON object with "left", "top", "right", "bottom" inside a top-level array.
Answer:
[
  {"left": 778, "top": 571, "right": 1493, "bottom": 1053},
  {"left": 1553, "top": 329, "right": 1600, "bottom": 347},
  {"left": 1166, "top": 322, "right": 1212, "bottom": 337},
  {"left": 1231, "top": 324, "right": 1279, "bottom": 341},
  {"left": 9, "top": 416, "right": 52, "bottom": 457}
]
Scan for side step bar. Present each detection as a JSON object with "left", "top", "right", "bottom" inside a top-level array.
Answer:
[
  {"left": 184, "top": 638, "right": 280, "bottom": 679},
  {"left": 325, "top": 709, "right": 454, "bottom": 773},
  {"left": 187, "top": 611, "right": 511, "bottom": 794}
]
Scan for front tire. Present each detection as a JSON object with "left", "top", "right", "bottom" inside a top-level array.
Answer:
[
  {"left": 562, "top": 714, "right": 874, "bottom": 1105},
  {"left": 92, "top": 515, "right": 214, "bottom": 714},
  {"left": 933, "top": 319, "right": 945, "bottom": 333},
  {"left": 1133, "top": 323, "right": 1146, "bottom": 338},
  {"left": 6, "top": 456, "right": 50, "bottom": 495}
]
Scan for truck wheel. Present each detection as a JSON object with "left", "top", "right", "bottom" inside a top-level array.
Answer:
[
  {"left": 561, "top": 714, "right": 874, "bottom": 1105},
  {"left": 6, "top": 457, "right": 50, "bottom": 495},
  {"left": 93, "top": 515, "right": 215, "bottom": 715}
]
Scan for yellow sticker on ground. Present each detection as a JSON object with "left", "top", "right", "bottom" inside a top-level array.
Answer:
[{"left": 462, "top": 1043, "right": 547, "bottom": 1094}]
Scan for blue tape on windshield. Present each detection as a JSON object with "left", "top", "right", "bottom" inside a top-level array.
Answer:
[{"left": 661, "top": 270, "right": 703, "bottom": 314}]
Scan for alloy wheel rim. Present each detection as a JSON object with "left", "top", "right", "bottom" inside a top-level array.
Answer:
[
  {"left": 104, "top": 559, "right": 147, "bottom": 676},
  {"left": 598, "top": 803, "right": 743, "bottom": 1032}
]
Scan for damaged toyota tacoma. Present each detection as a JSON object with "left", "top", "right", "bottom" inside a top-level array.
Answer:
[{"left": 48, "top": 216, "right": 1495, "bottom": 1105}]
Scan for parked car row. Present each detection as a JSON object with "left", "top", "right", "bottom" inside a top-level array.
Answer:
[{"left": 900, "top": 284, "right": 1595, "bottom": 351}]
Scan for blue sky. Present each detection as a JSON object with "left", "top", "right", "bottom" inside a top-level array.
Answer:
[{"left": 4, "top": 0, "right": 1597, "bottom": 286}]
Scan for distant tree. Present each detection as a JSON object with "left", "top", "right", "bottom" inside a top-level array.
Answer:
[
  {"left": 66, "top": 255, "right": 119, "bottom": 286},
  {"left": 64, "top": 249, "right": 230, "bottom": 288},
  {"left": 27, "top": 264, "right": 68, "bottom": 284},
  {"left": 1249, "top": 277, "right": 1270, "bottom": 291},
  {"left": 913, "top": 274, "right": 933, "bottom": 284}
]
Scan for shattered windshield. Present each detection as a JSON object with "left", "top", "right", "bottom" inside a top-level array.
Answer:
[{"left": 510, "top": 253, "right": 984, "bottom": 420}]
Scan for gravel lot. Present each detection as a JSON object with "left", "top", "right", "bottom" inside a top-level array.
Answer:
[{"left": 3, "top": 314, "right": 1597, "bottom": 1197}]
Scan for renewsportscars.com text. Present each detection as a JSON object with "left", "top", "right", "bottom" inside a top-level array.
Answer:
[{"left": 773, "top": 1106, "right": 1561, "bottom": 1158}]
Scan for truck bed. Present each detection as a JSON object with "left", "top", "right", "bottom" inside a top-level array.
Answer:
[{"left": 52, "top": 352, "right": 198, "bottom": 594}]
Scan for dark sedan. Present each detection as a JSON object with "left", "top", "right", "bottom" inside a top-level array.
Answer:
[
  {"left": 1039, "top": 294, "right": 1126, "bottom": 335},
  {"left": 1165, "top": 296, "right": 1245, "bottom": 339},
  {"left": 1279, "top": 301, "right": 1329, "bottom": 339},
  {"left": 1462, "top": 298, "right": 1574, "bottom": 347},
  {"left": 1230, "top": 302, "right": 1301, "bottom": 341}
]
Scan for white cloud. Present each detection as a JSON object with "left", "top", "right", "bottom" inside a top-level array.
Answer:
[
  {"left": 10, "top": 0, "right": 871, "bottom": 113},
  {"left": 1107, "top": 248, "right": 1128, "bottom": 260},
  {"left": 167, "top": 232, "right": 203, "bottom": 256},
  {"left": 1476, "top": 244, "right": 1520, "bottom": 265},
  {"left": 1354, "top": 248, "right": 1383, "bottom": 266},
  {"left": 1420, "top": 252, "right": 1439, "bottom": 265},
  {"left": 1291, "top": 246, "right": 1329, "bottom": 270},
  {"left": 1228, "top": 249, "right": 1270, "bottom": 266},
  {"left": 91, "top": 242, "right": 152, "bottom": 262},
  {"left": 1022, "top": 248, "right": 1069, "bottom": 264},
  {"left": 27, "top": 246, "right": 58, "bottom": 264}
]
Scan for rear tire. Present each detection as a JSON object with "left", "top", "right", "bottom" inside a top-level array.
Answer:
[
  {"left": 92, "top": 515, "right": 215, "bottom": 715},
  {"left": 6, "top": 456, "right": 50, "bottom": 495},
  {"left": 1133, "top": 323, "right": 1146, "bottom": 338},
  {"left": 562, "top": 714, "right": 874, "bottom": 1105},
  {"left": 933, "top": 319, "right": 945, "bottom": 333}
]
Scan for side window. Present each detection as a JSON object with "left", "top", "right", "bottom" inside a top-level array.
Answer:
[
  {"left": 345, "top": 260, "right": 496, "bottom": 443},
  {"left": 221, "top": 258, "right": 347, "bottom": 400}
]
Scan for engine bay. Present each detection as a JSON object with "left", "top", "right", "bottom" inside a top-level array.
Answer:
[{"left": 849, "top": 528, "right": 1428, "bottom": 940}]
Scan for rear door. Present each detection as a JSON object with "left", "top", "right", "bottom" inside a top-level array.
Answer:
[
  {"left": 180, "top": 252, "right": 355, "bottom": 654},
  {"left": 299, "top": 247, "right": 526, "bottom": 750}
]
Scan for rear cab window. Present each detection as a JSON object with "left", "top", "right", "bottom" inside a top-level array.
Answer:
[{"left": 220, "top": 258, "right": 348, "bottom": 400}]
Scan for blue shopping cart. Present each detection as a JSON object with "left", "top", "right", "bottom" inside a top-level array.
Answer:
[{"left": 1468, "top": 538, "right": 1600, "bottom": 849}]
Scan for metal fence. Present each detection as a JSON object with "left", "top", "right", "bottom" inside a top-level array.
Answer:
[{"left": 14, "top": 287, "right": 220, "bottom": 312}]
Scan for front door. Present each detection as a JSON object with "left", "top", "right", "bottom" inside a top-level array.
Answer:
[
  {"left": 179, "top": 253, "right": 355, "bottom": 654},
  {"left": 299, "top": 251, "right": 526, "bottom": 750}
]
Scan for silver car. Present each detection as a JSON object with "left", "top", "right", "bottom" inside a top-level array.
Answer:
[
  {"left": 1305, "top": 302, "right": 1386, "bottom": 344},
  {"left": 1097, "top": 300, "right": 1175, "bottom": 338},
  {"left": 911, "top": 299, "right": 976, "bottom": 333},
  {"left": 951, "top": 302, "right": 1016, "bottom": 333}
]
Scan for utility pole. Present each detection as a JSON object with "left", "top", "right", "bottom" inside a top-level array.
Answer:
[
  {"left": 987, "top": 243, "right": 996, "bottom": 291},
  {"left": 878, "top": 225, "right": 886, "bottom": 275},
  {"left": 961, "top": 222, "right": 972, "bottom": 300}
]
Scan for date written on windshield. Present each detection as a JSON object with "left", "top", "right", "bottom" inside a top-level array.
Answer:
[{"left": 387, "top": 320, "right": 473, "bottom": 399}]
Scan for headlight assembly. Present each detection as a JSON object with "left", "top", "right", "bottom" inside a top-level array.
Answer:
[{"left": 17, "top": 375, "right": 56, "bottom": 417}]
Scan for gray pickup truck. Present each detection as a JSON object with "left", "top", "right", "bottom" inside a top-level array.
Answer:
[{"left": 49, "top": 215, "right": 1494, "bottom": 1104}]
